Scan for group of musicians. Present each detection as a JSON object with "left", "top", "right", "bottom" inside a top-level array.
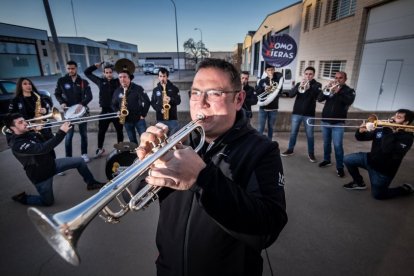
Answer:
[{"left": 4, "top": 59, "right": 413, "bottom": 207}]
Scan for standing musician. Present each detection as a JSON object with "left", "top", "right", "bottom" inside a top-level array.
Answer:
[
  {"left": 9, "top": 77, "right": 52, "bottom": 122},
  {"left": 255, "top": 64, "right": 283, "bottom": 140},
  {"left": 55, "top": 60, "right": 93, "bottom": 163},
  {"left": 317, "top": 71, "right": 356, "bottom": 177},
  {"left": 240, "top": 71, "right": 257, "bottom": 119},
  {"left": 150, "top": 67, "right": 181, "bottom": 135},
  {"left": 281, "top": 66, "right": 321, "bottom": 162},
  {"left": 136, "top": 58, "right": 287, "bottom": 275},
  {"left": 5, "top": 113, "right": 104, "bottom": 206},
  {"left": 343, "top": 109, "right": 414, "bottom": 199},
  {"left": 84, "top": 62, "right": 123, "bottom": 158},
  {"left": 112, "top": 65, "right": 150, "bottom": 145}
]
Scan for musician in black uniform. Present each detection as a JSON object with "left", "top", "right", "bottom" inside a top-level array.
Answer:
[
  {"left": 5, "top": 113, "right": 104, "bottom": 206},
  {"left": 151, "top": 67, "right": 181, "bottom": 135},
  {"left": 55, "top": 61, "right": 93, "bottom": 162},
  {"left": 84, "top": 62, "right": 123, "bottom": 158},
  {"left": 112, "top": 70, "right": 150, "bottom": 145},
  {"left": 241, "top": 71, "right": 257, "bottom": 119},
  {"left": 256, "top": 64, "right": 283, "bottom": 140}
]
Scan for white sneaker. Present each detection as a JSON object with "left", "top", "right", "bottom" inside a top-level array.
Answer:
[
  {"left": 57, "top": 172, "right": 65, "bottom": 176},
  {"left": 81, "top": 154, "right": 90, "bottom": 163},
  {"left": 94, "top": 148, "right": 105, "bottom": 159}
]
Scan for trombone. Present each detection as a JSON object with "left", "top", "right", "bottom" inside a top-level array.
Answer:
[
  {"left": 27, "top": 115, "right": 206, "bottom": 266},
  {"left": 306, "top": 115, "right": 414, "bottom": 132}
]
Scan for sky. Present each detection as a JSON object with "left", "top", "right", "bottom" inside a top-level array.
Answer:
[{"left": 0, "top": 0, "right": 299, "bottom": 52}]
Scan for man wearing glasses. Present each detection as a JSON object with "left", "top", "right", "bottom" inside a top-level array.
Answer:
[{"left": 136, "top": 59, "right": 287, "bottom": 276}]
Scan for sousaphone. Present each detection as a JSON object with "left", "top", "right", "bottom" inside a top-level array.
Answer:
[{"left": 114, "top": 58, "right": 135, "bottom": 75}]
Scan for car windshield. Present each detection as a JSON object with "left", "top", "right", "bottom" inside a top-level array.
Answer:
[{"left": 0, "top": 81, "right": 16, "bottom": 95}]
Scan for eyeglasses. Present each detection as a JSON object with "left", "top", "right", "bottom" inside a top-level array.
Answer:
[{"left": 190, "top": 89, "right": 239, "bottom": 102}]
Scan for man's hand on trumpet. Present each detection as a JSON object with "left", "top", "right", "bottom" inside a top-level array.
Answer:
[{"left": 136, "top": 123, "right": 206, "bottom": 191}]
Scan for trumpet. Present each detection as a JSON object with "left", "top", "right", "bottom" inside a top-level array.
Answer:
[
  {"left": 27, "top": 114, "right": 206, "bottom": 266},
  {"left": 298, "top": 79, "right": 310, "bottom": 93},
  {"left": 322, "top": 81, "right": 340, "bottom": 96}
]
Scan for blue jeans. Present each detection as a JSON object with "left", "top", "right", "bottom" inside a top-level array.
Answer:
[
  {"left": 287, "top": 115, "right": 314, "bottom": 154},
  {"left": 25, "top": 157, "right": 96, "bottom": 206},
  {"left": 344, "top": 152, "right": 408, "bottom": 199},
  {"left": 321, "top": 123, "right": 344, "bottom": 169},
  {"left": 157, "top": 120, "right": 180, "bottom": 136},
  {"left": 124, "top": 119, "right": 147, "bottom": 145},
  {"left": 65, "top": 122, "right": 88, "bottom": 157},
  {"left": 258, "top": 109, "right": 278, "bottom": 140}
]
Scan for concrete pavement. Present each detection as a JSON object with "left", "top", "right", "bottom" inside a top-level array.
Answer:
[{"left": 0, "top": 129, "right": 413, "bottom": 276}]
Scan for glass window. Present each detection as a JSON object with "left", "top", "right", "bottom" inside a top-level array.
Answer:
[
  {"left": 303, "top": 4, "right": 312, "bottom": 32},
  {"left": 326, "top": 0, "right": 356, "bottom": 23},
  {"left": 313, "top": 0, "right": 323, "bottom": 29},
  {"left": 299, "top": 61, "right": 306, "bottom": 76},
  {"left": 318, "top": 60, "right": 346, "bottom": 79}
]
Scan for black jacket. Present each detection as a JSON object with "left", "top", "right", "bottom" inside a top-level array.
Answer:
[
  {"left": 9, "top": 93, "right": 52, "bottom": 120},
  {"left": 355, "top": 127, "right": 413, "bottom": 177},
  {"left": 317, "top": 84, "right": 356, "bottom": 124},
  {"left": 151, "top": 80, "right": 181, "bottom": 121},
  {"left": 84, "top": 65, "right": 120, "bottom": 109},
  {"left": 289, "top": 79, "right": 322, "bottom": 117},
  {"left": 255, "top": 72, "right": 283, "bottom": 110},
  {"left": 155, "top": 111, "right": 288, "bottom": 276},
  {"left": 242, "top": 84, "right": 258, "bottom": 113},
  {"left": 9, "top": 130, "right": 66, "bottom": 184},
  {"left": 54, "top": 74, "right": 93, "bottom": 107},
  {"left": 112, "top": 83, "right": 150, "bottom": 123}
]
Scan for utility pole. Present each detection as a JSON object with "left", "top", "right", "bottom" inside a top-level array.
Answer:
[
  {"left": 170, "top": 0, "right": 180, "bottom": 79},
  {"left": 43, "top": 0, "right": 65, "bottom": 76}
]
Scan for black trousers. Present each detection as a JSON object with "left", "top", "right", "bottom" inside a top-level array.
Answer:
[{"left": 98, "top": 108, "right": 124, "bottom": 149}]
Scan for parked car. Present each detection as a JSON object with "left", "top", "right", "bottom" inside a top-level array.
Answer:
[
  {"left": 0, "top": 80, "right": 52, "bottom": 125},
  {"left": 143, "top": 62, "right": 155, "bottom": 75}
]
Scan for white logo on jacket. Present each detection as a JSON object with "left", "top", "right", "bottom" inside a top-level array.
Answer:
[
  {"left": 64, "top": 83, "right": 71, "bottom": 90},
  {"left": 278, "top": 172, "right": 285, "bottom": 187},
  {"left": 156, "top": 91, "right": 161, "bottom": 96}
]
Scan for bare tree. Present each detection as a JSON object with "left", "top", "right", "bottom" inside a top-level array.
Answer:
[{"left": 183, "top": 38, "right": 209, "bottom": 67}]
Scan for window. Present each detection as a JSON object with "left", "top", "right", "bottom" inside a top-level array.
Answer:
[
  {"left": 313, "top": 0, "right": 322, "bottom": 29},
  {"left": 299, "top": 61, "right": 306, "bottom": 76},
  {"left": 303, "top": 4, "right": 312, "bottom": 32},
  {"left": 42, "top": 49, "right": 48, "bottom": 57},
  {"left": 308, "top": 60, "right": 315, "bottom": 67},
  {"left": 326, "top": 0, "right": 356, "bottom": 23},
  {"left": 12, "top": 57, "right": 29, "bottom": 67},
  {"left": 319, "top": 60, "right": 346, "bottom": 79}
]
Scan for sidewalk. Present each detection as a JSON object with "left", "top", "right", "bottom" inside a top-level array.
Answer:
[{"left": 0, "top": 132, "right": 413, "bottom": 276}]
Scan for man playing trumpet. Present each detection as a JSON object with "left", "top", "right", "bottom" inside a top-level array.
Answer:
[{"left": 343, "top": 109, "right": 414, "bottom": 199}]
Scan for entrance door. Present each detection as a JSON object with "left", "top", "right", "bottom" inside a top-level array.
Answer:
[{"left": 375, "top": 59, "right": 403, "bottom": 111}]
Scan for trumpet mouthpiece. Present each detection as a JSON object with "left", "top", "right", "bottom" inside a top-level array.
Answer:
[{"left": 196, "top": 114, "right": 206, "bottom": 120}]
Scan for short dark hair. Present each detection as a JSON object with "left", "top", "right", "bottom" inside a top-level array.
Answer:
[
  {"left": 67, "top": 60, "right": 77, "bottom": 67},
  {"left": 196, "top": 58, "right": 241, "bottom": 91},
  {"left": 104, "top": 64, "right": 113, "bottom": 71},
  {"left": 337, "top": 71, "right": 347, "bottom": 79},
  {"left": 159, "top": 67, "right": 169, "bottom": 77},
  {"left": 119, "top": 70, "right": 134, "bottom": 80},
  {"left": 304, "top": 66, "right": 315, "bottom": 74},
  {"left": 4, "top": 113, "right": 23, "bottom": 130},
  {"left": 265, "top": 63, "right": 275, "bottom": 70},
  {"left": 397, "top": 109, "right": 414, "bottom": 124},
  {"left": 241, "top": 71, "right": 249, "bottom": 75}
]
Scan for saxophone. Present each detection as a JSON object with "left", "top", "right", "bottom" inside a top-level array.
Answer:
[
  {"left": 33, "top": 92, "right": 43, "bottom": 123},
  {"left": 161, "top": 83, "right": 171, "bottom": 120},
  {"left": 119, "top": 87, "right": 129, "bottom": 124}
]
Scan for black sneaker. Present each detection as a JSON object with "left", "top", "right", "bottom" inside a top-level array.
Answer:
[
  {"left": 281, "top": 149, "right": 294, "bottom": 156},
  {"left": 87, "top": 181, "right": 106, "bottom": 191},
  {"left": 402, "top": 183, "right": 414, "bottom": 195},
  {"left": 319, "top": 160, "right": 332, "bottom": 167},
  {"left": 12, "top": 192, "right": 27, "bottom": 204},
  {"left": 308, "top": 153, "right": 316, "bottom": 163},
  {"left": 343, "top": 181, "right": 367, "bottom": 190},
  {"left": 337, "top": 168, "right": 345, "bottom": 178}
]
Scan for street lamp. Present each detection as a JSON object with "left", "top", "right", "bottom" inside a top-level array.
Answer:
[
  {"left": 194, "top": 27, "right": 203, "bottom": 44},
  {"left": 170, "top": 0, "right": 180, "bottom": 79}
]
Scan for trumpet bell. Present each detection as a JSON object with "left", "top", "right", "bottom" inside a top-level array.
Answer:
[{"left": 27, "top": 207, "right": 80, "bottom": 266}]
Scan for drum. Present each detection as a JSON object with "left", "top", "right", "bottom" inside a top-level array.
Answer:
[
  {"left": 64, "top": 105, "right": 87, "bottom": 120},
  {"left": 105, "top": 148, "right": 137, "bottom": 180}
]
